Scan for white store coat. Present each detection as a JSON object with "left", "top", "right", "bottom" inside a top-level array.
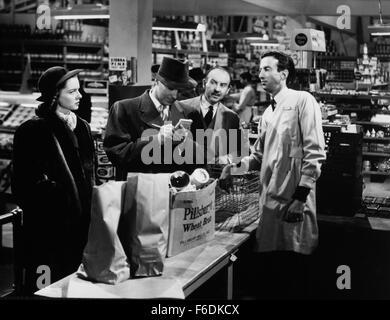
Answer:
[{"left": 242, "top": 87, "right": 326, "bottom": 254}]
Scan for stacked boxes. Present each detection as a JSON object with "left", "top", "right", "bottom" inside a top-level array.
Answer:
[{"left": 95, "top": 138, "right": 116, "bottom": 183}]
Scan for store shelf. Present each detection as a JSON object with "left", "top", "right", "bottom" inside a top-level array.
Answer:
[
  {"left": 0, "top": 39, "right": 105, "bottom": 48},
  {"left": 66, "top": 60, "right": 103, "bottom": 65},
  {"left": 326, "top": 79, "right": 355, "bottom": 83},
  {"left": 0, "top": 39, "right": 107, "bottom": 91},
  {"left": 337, "top": 107, "right": 363, "bottom": 112},
  {"left": 363, "top": 137, "right": 390, "bottom": 141},
  {"left": 354, "top": 121, "right": 390, "bottom": 126},
  {"left": 362, "top": 152, "right": 390, "bottom": 157},
  {"left": 0, "top": 126, "right": 17, "bottom": 134},
  {"left": 30, "top": 60, "right": 65, "bottom": 64},
  {"left": 363, "top": 171, "right": 390, "bottom": 176},
  {"left": 152, "top": 48, "right": 221, "bottom": 57},
  {"left": 317, "top": 56, "right": 356, "bottom": 61},
  {"left": 317, "top": 93, "right": 390, "bottom": 100}
]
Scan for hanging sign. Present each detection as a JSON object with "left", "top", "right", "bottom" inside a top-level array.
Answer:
[{"left": 290, "top": 28, "right": 326, "bottom": 52}]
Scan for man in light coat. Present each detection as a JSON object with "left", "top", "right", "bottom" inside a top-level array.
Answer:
[{"left": 221, "top": 51, "right": 326, "bottom": 299}]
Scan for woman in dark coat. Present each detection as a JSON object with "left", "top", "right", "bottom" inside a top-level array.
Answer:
[{"left": 12, "top": 66, "right": 96, "bottom": 295}]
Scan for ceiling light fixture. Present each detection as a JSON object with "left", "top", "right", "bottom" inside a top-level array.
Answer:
[{"left": 52, "top": 4, "right": 109, "bottom": 20}]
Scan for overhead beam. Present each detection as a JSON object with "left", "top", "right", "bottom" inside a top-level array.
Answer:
[
  {"left": 243, "top": 0, "right": 390, "bottom": 16},
  {"left": 153, "top": 0, "right": 278, "bottom": 16}
]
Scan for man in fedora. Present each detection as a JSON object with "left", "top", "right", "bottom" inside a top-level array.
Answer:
[{"left": 104, "top": 57, "right": 200, "bottom": 178}]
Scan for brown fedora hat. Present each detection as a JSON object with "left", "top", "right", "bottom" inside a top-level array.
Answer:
[{"left": 155, "top": 57, "right": 196, "bottom": 89}]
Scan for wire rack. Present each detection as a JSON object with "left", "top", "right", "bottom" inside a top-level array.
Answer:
[{"left": 214, "top": 170, "right": 261, "bottom": 232}]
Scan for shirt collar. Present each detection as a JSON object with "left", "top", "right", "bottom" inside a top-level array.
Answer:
[
  {"left": 272, "top": 86, "right": 289, "bottom": 105},
  {"left": 200, "top": 95, "right": 219, "bottom": 117},
  {"left": 149, "top": 89, "right": 163, "bottom": 112}
]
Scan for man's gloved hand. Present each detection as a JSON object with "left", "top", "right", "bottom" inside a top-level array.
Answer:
[{"left": 283, "top": 199, "right": 305, "bottom": 223}]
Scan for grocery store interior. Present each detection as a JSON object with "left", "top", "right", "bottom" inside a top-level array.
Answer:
[{"left": 1, "top": 0, "right": 390, "bottom": 300}]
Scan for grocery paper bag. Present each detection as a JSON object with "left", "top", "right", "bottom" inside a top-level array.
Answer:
[
  {"left": 167, "top": 179, "right": 217, "bottom": 257},
  {"left": 123, "top": 173, "right": 170, "bottom": 277},
  {"left": 78, "top": 181, "right": 130, "bottom": 284}
]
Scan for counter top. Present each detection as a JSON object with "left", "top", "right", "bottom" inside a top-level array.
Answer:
[{"left": 35, "top": 219, "right": 259, "bottom": 299}]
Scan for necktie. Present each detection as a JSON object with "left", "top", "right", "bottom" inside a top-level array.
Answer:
[
  {"left": 159, "top": 105, "right": 169, "bottom": 121},
  {"left": 271, "top": 99, "right": 276, "bottom": 112},
  {"left": 204, "top": 105, "right": 213, "bottom": 127}
]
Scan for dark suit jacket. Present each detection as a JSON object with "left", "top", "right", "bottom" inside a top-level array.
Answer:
[
  {"left": 179, "top": 96, "right": 245, "bottom": 165},
  {"left": 104, "top": 90, "right": 201, "bottom": 178}
]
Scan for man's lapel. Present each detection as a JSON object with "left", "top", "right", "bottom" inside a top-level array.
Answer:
[
  {"left": 170, "top": 101, "right": 186, "bottom": 125},
  {"left": 213, "top": 103, "right": 226, "bottom": 130},
  {"left": 139, "top": 91, "right": 164, "bottom": 127}
]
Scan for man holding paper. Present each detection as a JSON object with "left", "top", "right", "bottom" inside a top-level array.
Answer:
[{"left": 104, "top": 57, "right": 201, "bottom": 179}]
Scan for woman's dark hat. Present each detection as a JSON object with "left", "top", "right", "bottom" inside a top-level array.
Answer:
[
  {"left": 155, "top": 57, "right": 196, "bottom": 89},
  {"left": 36, "top": 66, "right": 82, "bottom": 102}
]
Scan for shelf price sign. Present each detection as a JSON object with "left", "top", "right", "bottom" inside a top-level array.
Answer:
[{"left": 109, "top": 57, "right": 127, "bottom": 71}]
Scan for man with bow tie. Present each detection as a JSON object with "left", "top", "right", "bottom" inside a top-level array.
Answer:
[
  {"left": 104, "top": 57, "right": 200, "bottom": 179},
  {"left": 220, "top": 51, "right": 326, "bottom": 299}
]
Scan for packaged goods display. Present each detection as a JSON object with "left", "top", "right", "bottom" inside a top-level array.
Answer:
[
  {"left": 0, "top": 158, "right": 12, "bottom": 195},
  {"left": 0, "top": 102, "right": 17, "bottom": 125},
  {"left": 90, "top": 106, "right": 108, "bottom": 134},
  {"left": 1, "top": 104, "right": 36, "bottom": 127},
  {"left": 0, "top": 133, "right": 14, "bottom": 154},
  {"left": 363, "top": 196, "right": 390, "bottom": 219},
  {"left": 94, "top": 138, "right": 116, "bottom": 183}
]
